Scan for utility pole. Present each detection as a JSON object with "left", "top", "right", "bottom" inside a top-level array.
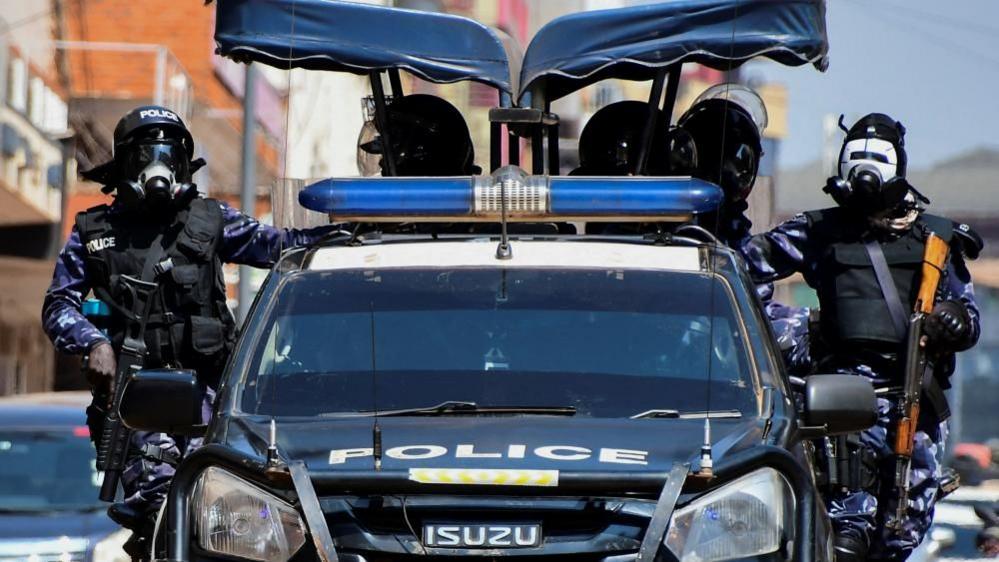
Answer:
[{"left": 238, "top": 62, "right": 258, "bottom": 323}]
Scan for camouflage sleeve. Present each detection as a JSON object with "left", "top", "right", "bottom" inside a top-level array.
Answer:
[
  {"left": 938, "top": 251, "right": 980, "bottom": 350},
  {"left": 766, "top": 302, "right": 813, "bottom": 376},
  {"left": 41, "top": 228, "right": 109, "bottom": 355},
  {"left": 217, "top": 201, "right": 339, "bottom": 268},
  {"left": 717, "top": 201, "right": 752, "bottom": 249},
  {"left": 740, "top": 213, "right": 812, "bottom": 283}
]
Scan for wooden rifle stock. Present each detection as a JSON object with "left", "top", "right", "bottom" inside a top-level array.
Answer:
[
  {"left": 890, "top": 232, "right": 949, "bottom": 530},
  {"left": 917, "top": 233, "right": 949, "bottom": 314}
]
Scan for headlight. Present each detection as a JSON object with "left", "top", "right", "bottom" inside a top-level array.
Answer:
[
  {"left": 664, "top": 468, "right": 794, "bottom": 562},
  {"left": 191, "top": 467, "right": 306, "bottom": 562},
  {"left": 93, "top": 528, "right": 131, "bottom": 562}
]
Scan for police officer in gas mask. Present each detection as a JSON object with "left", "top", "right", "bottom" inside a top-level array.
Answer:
[
  {"left": 41, "top": 106, "right": 339, "bottom": 557},
  {"left": 678, "top": 83, "right": 765, "bottom": 246},
  {"left": 677, "top": 84, "right": 813, "bottom": 372},
  {"left": 571, "top": 100, "right": 697, "bottom": 238},
  {"left": 357, "top": 93, "right": 480, "bottom": 177},
  {"left": 739, "top": 113, "right": 982, "bottom": 561},
  {"left": 571, "top": 100, "right": 686, "bottom": 176}
]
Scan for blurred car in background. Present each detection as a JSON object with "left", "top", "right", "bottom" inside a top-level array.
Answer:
[
  {"left": 951, "top": 441, "right": 999, "bottom": 486},
  {"left": 0, "top": 392, "right": 128, "bottom": 562}
]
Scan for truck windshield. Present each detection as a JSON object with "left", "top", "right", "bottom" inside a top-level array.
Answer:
[{"left": 240, "top": 268, "right": 757, "bottom": 418}]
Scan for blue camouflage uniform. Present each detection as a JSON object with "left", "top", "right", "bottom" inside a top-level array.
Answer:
[
  {"left": 740, "top": 211, "right": 980, "bottom": 560},
  {"left": 42, "top": 198, "right": 337, "bottom": 515},
  {"left": 718, "top": 202, "right": 812, "bottom": 373}
]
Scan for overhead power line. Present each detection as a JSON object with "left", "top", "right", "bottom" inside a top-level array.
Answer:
[
  {"left": 842, "top": 0, "right": 999, "bottom": 68},
  {"left": 0, "top": 10, "right": 50, "bottom": 36},
  {"left": 878, "top": 0, "right": 999, "bottom": 39}
]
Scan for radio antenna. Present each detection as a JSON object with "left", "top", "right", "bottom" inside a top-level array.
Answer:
[
  {"left": 496, "top": 171, "right": 512, "bottom": 260},
  {"left": 369, "top": 302, "right": 383, "bottom": 470},
  {"left": 695, "top": 0, "right": 742, "bottom": 481},
  {"left": 267, "top": 418, "right": 280, "bottom": 466}
]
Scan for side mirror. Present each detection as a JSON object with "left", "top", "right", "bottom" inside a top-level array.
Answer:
[
  {"left": 120, "top": 369, "right": 206, "bottom": 436},
  {"left": 802, "top": 374, "right": 877, "bottom": 436}
]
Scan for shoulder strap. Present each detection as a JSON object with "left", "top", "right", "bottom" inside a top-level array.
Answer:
[
  {"left": 864, "top": 240, "right": 909, "bottom": 340},
  {"left": 141, "top": 232, "right": 168, "bottom": 282}
]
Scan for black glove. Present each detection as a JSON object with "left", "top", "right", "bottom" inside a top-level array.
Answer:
[{"left": 924, "top": 300, "right": 973, "bottom": 351}]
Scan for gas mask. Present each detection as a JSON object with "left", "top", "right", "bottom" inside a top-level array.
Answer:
[
  {"left": 824, "top": 113, "right": 926, "bottom": 216},
  {"left": 121, "top": 139, "right": 193, "bottom": 206},
  {"left": 824, "top": 137, "right": 908, "bottom": 214}
]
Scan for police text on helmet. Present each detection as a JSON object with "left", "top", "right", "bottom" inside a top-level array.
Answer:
[{"left": 138, "top": 109, "right": 179, "bottom": 122}]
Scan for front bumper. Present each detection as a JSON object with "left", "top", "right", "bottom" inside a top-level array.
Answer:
[{"left": 163, "top": 445, "right": 820, "bottom": 562}]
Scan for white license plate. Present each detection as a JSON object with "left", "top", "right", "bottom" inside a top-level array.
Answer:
[{"left": 422, "top": 523, "right": 542, "bottom": 548}]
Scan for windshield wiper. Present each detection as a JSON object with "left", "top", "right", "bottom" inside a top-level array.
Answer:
[
  {"left": 0, "top": 504, "right": 106, "bottom": 514},
  {"left": 630, "top": 409, "right": 743, "bottom": 420},
  {"left": 324, "top": 401, "right": 576, "bottom": 418}
]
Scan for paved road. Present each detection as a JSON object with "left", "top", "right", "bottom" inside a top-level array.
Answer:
[{"left": 915, "top": 484, "right": 999, "bottom": 561}]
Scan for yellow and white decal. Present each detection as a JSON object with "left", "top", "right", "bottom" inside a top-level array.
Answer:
[{"left": 408, "top": 468, "right": 559, "bottom": 487}]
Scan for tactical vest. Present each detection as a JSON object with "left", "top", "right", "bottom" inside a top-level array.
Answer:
[
  {"left": 804, "top": 208, "right": 952, "bottom": 351},
  {"left": 75, "top": 198, "right": 236, "bottom": 386}
]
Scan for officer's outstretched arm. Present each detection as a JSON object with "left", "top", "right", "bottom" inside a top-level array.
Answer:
[
  {"left": 739, "top": 213, "right": 811, "bottom": 284},
  {"left": 41, "top": 227, "right": 109, "bottom": 355},
  {"left": 218, "top": 201, "right": 339, "bottom": 268}
]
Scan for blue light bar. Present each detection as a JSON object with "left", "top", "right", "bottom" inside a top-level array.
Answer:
[
  {"left": 299, "top": 177, "right": 473, "bottom": 216},
  {"left": 547, "top": 176, "right": 722, "bottom": 216},
  {"left": 298, "top": 169, "right": 722, "bottom": 222}
]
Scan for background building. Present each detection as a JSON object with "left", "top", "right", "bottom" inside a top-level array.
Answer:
[{"left": 0, "top": 4, "right": 72, "bottom": 395}]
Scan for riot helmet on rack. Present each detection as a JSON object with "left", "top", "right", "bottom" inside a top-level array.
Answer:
[
  {"left": 358, "top": 94, "right": 478, "bottom": 177},
  {"left": 574, "top": 100, "right": 696, "bottom": 176},
  {"left": 678, "top": 83, "right": 766, "bottom": 203},
  {"left": 824, "top": 113, "right": 918, "bottom": 215}
]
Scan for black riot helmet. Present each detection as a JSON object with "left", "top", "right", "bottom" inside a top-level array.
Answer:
[
  {"left": 576, "top": 101, "right": 695, "bottom": 176},
  {"left": 824, "top": 113, "right": 916, "bottom": 214},
  {"left": 358, "top": 94, "right": 478, "bottom": 177},
  {"left": 678, "top": 84, "right": 766, "bottom": 203},
  {"left": 111, "top": 105, "right": 196, "bottom": 204}
]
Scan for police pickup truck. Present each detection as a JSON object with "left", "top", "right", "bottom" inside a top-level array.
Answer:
[
  {"left": 122, "top": 164, "right": 876, "bottom": 562},
  {"left": 114, "top": 1, "right": 879, "bottom": 561}
]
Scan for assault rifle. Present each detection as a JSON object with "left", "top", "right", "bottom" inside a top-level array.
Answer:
[
  {"left": 889, "top": 232, "right": 949, "bottom": 532},
  {"left": 96, "top": 274, "right": 158, "bottom": 502}
]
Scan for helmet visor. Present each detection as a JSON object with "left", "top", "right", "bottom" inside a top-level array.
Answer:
[
  {"left": 124, "top": 141, "right": 189, "bottom": 181},
  {"left": 356, "top": 120, "right": 383, "bottom": 177},
  {"left": 693, "top": 83, "right": 768, "bottom": 133}
]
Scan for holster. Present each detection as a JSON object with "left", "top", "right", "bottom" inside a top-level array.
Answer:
[{"left": 814, "top": 434, "right": 878, "bottom": 493}]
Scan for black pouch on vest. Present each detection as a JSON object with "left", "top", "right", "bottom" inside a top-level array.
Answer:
[
  {"left": 170, "top": 264, "right": 202, "bottom": 309},
  {"left": 176, "top": 207, "right": 218, "bottom": 261},
  {"left": 188, "top": 316, "right": 226, "bottom": 356}
]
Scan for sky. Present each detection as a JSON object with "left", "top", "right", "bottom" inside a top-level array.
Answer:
[{"left": 741, "top": 0, "right": 999, "bottom": 171}]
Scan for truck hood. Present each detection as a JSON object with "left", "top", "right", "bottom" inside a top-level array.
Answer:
[{"left": 222, "top": 415, "right": 766, "bottom": 473}]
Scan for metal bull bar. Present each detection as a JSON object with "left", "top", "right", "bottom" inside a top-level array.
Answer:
[{"left": 165, "top": 444, "right": 816, "bottom": 562}]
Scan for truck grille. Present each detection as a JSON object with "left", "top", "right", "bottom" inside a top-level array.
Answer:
[{"left": 318, "top": 495, "right": 653, "bottom": 559}]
